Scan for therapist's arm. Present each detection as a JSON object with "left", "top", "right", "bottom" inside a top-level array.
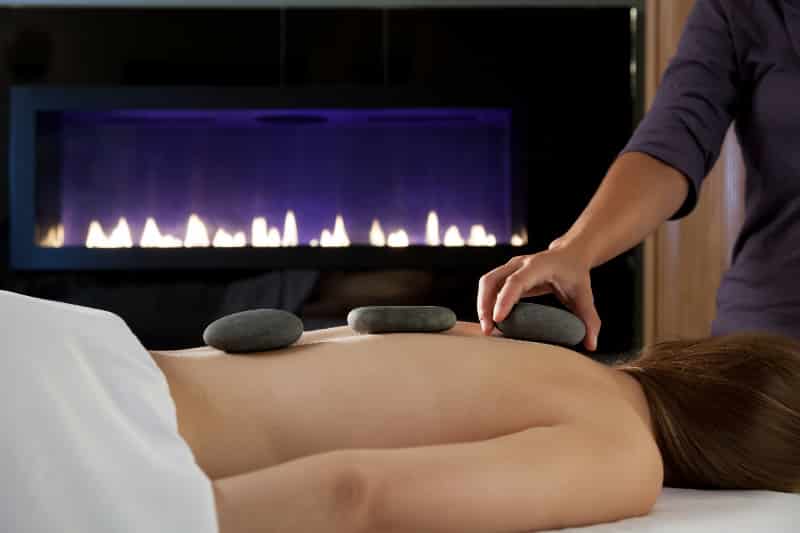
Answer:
[
  {"left": 554, "top": 151, "right": 689, "bottom": 269},
  {"left": 479, "top": 152, "right": 689, "bottom": 348},
  {"left": 482, "top": 0, "right": 738, "bottom": 347}
]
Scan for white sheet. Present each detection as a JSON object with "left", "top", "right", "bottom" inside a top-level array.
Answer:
[
  {"left": 553, "top": 488, "right": 800, "bottom": 532},
  {"left": 0, "top": 290, "right": 218, "bottom": 533}
]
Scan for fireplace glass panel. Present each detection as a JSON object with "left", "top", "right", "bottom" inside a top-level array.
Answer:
[{"left": 35, "top": 108, "right": 523, "bottom": 251}]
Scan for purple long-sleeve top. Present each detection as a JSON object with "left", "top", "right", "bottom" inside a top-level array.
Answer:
[{"left": 623, "top": 0, "right": 800, "bottom": 339}]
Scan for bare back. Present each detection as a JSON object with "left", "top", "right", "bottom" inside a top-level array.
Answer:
[{"left": 153, "top": 322, "right": 655, "bottom": 481}]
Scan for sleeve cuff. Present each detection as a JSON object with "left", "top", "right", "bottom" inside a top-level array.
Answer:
[{"left": 620, "top": 142, "right": 704, "bottom": 220}]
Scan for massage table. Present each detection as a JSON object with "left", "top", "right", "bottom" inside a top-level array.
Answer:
[{"left": 557, "top": 488, "right": 800, "bottom": 531}]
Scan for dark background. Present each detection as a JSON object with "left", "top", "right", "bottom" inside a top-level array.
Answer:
[{"left": 0, "top": 6, "right": 639, "bottom": 356}]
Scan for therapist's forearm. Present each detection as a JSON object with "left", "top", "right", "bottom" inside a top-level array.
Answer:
[{"left": 555, "top": 152, "right": 690, "bottom": 268}]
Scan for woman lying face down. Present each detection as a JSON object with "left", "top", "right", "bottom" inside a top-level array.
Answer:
[{"left": 150, "top": 323, "right": 800, "bottom": 533}]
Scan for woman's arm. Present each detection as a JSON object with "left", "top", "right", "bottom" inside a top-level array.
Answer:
[
  {"left": 479, "top": 0, "right": 741, "bottom": 343},
  {"left": 212, "top": 420, "right": 662, "bottom": 533},
  {"left": 479, "top": 153, "right": 688, "bottom": 345},
  {"left": 553, "top": 152, "right": 688, "bottom": 270}
]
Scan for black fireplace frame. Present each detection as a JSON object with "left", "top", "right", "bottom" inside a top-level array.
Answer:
[{"left": 10, "top": 85, "right": 531, "bottom": 271}]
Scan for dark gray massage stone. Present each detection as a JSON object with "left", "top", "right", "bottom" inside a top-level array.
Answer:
[
  {"left": 203, "top": 309, "right": 303, "bottom": 353},
  {"left": 496, "top": 303, "right": 586, "bottom": 346},
  {"left": 348, "top": 306, "right": 457, "bottom": 334}
]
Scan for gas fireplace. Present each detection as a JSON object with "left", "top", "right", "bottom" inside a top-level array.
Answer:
[{"left": 11, "top": 86, "right": 529, "bottom": 270}]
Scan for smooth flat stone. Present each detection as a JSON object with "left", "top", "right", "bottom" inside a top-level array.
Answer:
[
  {"left": 496, "top": 303, "right": 586, "bottom": 346},
  {"left": 348, "top": 306, "right": 457, "bottom": 334},
  {"left": 203, "top": 309, "right": 303, "bottom": 354}
]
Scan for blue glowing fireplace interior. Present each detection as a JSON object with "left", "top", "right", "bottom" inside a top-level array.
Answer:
[{"left": 34, "top": 108, "right": 524, "bottom": 250}]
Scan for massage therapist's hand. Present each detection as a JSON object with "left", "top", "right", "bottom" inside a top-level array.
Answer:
[{"left": 477, "top": 239, "right": 601, "bottom": 351}]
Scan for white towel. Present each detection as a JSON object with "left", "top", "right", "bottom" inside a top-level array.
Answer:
[{"left": 0, "top": 290, "right": 218, "bottom": 533}]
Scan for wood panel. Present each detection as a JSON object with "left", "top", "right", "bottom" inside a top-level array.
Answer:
[{"left": 642, "top": 0, "right": 746, "bottom": 343}]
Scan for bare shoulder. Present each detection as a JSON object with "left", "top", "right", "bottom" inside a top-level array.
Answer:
[{"left": 536, "top": 367, "right": 664, "bottom": 526}]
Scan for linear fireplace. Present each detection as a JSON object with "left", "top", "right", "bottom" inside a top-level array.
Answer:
[
  {"left": 2, "top": 3, "right": 642, "bottom": 352},
  {"left": 10, "top": 86, "right": 529, "bottom": 270}
]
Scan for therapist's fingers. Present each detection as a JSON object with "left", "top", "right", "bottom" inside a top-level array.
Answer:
[
  {"left": 576, "top": 296, "right": 602, "bottom": 352},
  {"left": 477, "top": 258, "right": 524, "bottom": 334},
  {"left": 556, "top": 277, "right": 602, "bottom": 352},
  {"left": 492, "top": 256, "right": 552, "bottom": 324}
]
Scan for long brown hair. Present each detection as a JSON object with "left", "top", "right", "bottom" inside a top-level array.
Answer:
[{"left": 618, "top": 332, "right": 800, "bottom": 492}]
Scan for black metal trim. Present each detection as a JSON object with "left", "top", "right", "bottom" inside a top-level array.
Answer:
[
  {"left": 10, "top": 85, "right": 526, "bottom": 113},
  {"left": 13, "top": 245, "right": 533, "bottom": 272},
  {"left": 2, "top": 1, "right": 644, "bottom": 9}
]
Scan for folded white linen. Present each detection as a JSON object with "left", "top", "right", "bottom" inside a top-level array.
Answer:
[{"left": 0, "top": 290, "right": 217, "bottom": 533}]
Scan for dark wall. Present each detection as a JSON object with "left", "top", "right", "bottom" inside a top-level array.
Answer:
[{"left": 0, "top": 6, "right": 638, "bottom": 354}]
